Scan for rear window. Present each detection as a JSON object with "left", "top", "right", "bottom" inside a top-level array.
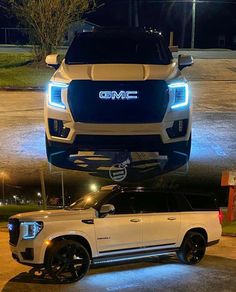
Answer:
[
  {"left": 65, "top": 32, "right": 172, "bottom": 65},
  {"left": 183, "top": 194, "right": 218, "bottom": 211}
]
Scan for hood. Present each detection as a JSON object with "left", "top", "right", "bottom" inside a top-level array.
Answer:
[
  {"left": 11, "top": 208, "right": 96, "bottom": 222},
  {"left": 52, "top": 60, "right": 179, "bottom": 83}
]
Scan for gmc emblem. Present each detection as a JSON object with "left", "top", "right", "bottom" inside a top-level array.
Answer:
[{"left": 99, "top": 91, "right": 139, "bottom": 100}]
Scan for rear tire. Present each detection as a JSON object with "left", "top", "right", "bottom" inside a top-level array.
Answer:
[
  {"left": 45, "top": 239, "right": 90, "bottom": 283},
  {"left": 177, "top": 231, "right": 206, "bottom": 265}
]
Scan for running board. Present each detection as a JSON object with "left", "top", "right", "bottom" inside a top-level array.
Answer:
[{"left": 92, "top": 247, "right": 179, "bottom": 265}]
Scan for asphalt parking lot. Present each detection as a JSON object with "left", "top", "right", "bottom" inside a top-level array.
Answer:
[{"left": 0, "top": 232, "right": 236, "bottom": 292}]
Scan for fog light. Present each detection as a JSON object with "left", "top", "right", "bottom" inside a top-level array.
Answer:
[
  {"left": 166, "top": 119, "right": 188, "bottom": 138},
  {"left": 48, "top": 119, "right": 70, "bottom": 138}
]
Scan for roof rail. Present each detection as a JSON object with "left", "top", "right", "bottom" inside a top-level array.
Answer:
[{"left": 100, "top": 185, "right": 120, "bottom": 191}]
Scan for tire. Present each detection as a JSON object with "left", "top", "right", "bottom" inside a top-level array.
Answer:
[
  {"left": 45, "top": 239, "right": 90, "bottom": 283},
  {"left": 176, "top": 231, "right": 206, "bottom": 265}
]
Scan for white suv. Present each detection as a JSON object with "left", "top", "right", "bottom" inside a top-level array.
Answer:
[
  {"left": 8, "top": 185, "right": 222, "bottom": 283},
  {"left": 44, "top": 29, "right": 193, "bottom": 171}
]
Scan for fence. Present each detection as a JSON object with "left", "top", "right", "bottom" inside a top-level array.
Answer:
[{"left": 0, "top": 28, "right": 30, "bottom": 45}]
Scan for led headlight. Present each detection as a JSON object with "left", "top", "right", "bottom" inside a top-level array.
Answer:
[
  {"left": 48, "top": 82, "right": 68, "bottom": 109},
  {"left": 21, "top": 221, "right": 43, "bottom": 240},
  {"left": 168, "top": 82, "right": 189, "bottom": 109}
]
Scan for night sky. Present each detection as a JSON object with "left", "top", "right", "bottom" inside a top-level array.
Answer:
[{"left": 0, "top": 0, "right": 236, "bottom": 48}]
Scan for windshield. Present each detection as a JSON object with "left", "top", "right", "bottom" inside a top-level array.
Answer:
[
  {"left": 69, "top": 190, "right": 109, "bottom": 210},
  {"left": 65, "top": 32, "right": 172, "bottom": 65}
]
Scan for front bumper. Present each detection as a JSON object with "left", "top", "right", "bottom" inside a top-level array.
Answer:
[
  {"left": 10, "top": 236, "right": 47, "bottom": 266},
  {"left": 47, "top": 133, "right": 190, "bottom": 153}
]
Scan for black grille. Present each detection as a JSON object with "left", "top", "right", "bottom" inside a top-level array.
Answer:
[
  {"left": 8, "top": 218, "right": 20, "bottom": 246},
  {"left": 68, "top": 80, "right": 169, "bottom": 124}
]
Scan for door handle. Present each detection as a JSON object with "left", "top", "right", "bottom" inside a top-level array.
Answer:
[
  {"left": 167, "top": 217, "right": 176, "bottom": 221},
  {"left": 130, "top": 218, "right": 141, "bottom": 223}
]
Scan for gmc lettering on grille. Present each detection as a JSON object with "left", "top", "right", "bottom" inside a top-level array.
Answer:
[{"left": 99, "top": 91, "right": 139, "bottom": 100}]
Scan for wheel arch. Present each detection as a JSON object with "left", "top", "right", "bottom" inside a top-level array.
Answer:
[
  {"left": 182, "top": 227, "right": 208, "bottom": 245},
  {"left": 44, "top": 234, "right": 93, "bottom": 262}
]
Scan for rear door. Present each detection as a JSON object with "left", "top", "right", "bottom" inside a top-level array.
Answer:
[{"left": 136, "top": 192, "right": 181, "bottom": 247}]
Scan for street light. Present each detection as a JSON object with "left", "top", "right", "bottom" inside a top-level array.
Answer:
[
  {"left": 13, "top": 195, "right": 17, "bottom": 204},
  {"left": 90, "top": 184, "right": 98, "bottom": 192},
  {"left": 37, "top": 192, "right": 41, "bottom": 197}
]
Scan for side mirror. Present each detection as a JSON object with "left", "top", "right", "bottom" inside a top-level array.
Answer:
[
  {"left": 178, "top": 54, "right": 194, "bottom": 70},
  {"left": 100, "top": 204, "right": 115, "bottom": 215},
  {"left": 45, "top": 54, "right": 60, "bottom": 70}
]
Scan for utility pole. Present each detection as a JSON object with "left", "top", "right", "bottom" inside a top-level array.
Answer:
[
  {"left": 39, "top": 169, "right": 47, "bottom": 210},
  {"left": 133, "top": 0, "right": 139, "bottom": 28},
  {"left": 61, "top": 172, "right": 65, "bottom": 209},
  {"left": 128, "top": 0, "right": 139, "bottom": 28},
  {"left": 2, "top": 175, "right": 5, "bottom": 203},
  {"left": 128, "top": 0, "right": 133, "bottom": 27},
  {"left": 191, "top": 0, "right": 196, "bottom": 49}
]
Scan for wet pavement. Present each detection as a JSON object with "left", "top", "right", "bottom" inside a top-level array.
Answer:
[{"left": 0, "top": 232, "right": 236, "bottom": 292}]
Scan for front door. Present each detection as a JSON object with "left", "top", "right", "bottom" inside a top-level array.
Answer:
[{"left": 95, "top": 193, "right": 142, "bottom": 253}]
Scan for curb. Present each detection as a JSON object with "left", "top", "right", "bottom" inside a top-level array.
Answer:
[
  {"left": 0, "top": 87, "right": 45, "bottom": 92},
  {"left": 222, "top": 232, "right": 236, "bottom": 237}
]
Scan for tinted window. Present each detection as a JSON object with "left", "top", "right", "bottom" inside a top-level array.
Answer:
[
  {"left": 167, "top": 194, "right": 179, "bottom": 212},
  {"left": 108, "top": 193, "right": 135, "bottom": 214},
  {"left": 184, "top": 194, "right": 218, "bottom": 211},
  {"left": 120, "top": 192, "right": 169, "bottom": 213},
  {"left": 65, "top": 32, "right": 172, "bottom": 65}
]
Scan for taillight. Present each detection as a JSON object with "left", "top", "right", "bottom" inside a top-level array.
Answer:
[{"left": 218, "top": 209, "right": 224, "bottom": 224}]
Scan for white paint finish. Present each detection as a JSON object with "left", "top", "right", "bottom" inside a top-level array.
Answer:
[
  {"left": 94, "top": 214, "right": 142, "bottom": 252},
  {"left": 141, "top": 213, "right": 181, "bottom": 247}
]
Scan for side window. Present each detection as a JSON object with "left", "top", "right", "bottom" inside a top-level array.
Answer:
[
  {"left": 167, "top": 194, "right": 179, "bottom": 212},
  {"left": 184, "top": 194, "right": 218, "bottom": 211},
  {"left": 107, "top": 194, "right": 135, "bottom": 215},
  {"left": 131, "top": 192, "right": 169, "bottom": 213}
]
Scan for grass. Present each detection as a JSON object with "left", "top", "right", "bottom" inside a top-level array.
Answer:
[
  {"left": 219, "top": 209, "right": 236, "bottom": 234},
  {"left": 0, "top": 52, "right": 53, "bottom": 87},
  {"left": 0, "top": 205, "right": 41, "bottom": 222},
  {"left": 222, "top": 220, "right": 236, "bottom": 234}
]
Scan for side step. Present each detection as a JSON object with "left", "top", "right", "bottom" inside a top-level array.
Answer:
[{"left": 92, "top": 247, "right": 179, "bottom": 266}]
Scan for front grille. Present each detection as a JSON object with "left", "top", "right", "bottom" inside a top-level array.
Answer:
[
  {"left": 68, "top": 80, "right": 169, "bottom": 124},
  {"left": 8, "top": 218, "right": 20, "bottom": 246}
]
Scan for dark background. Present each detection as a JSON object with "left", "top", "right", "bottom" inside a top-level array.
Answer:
[{"left": 1, "top": 0, "right": 236, "bottom": 48}]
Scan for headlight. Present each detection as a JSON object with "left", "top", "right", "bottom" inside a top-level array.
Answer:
[
  {"left": 168, "top": 82, "right": 189, "bottom": 109},
  {"left": 21, "top": 221, "right": 43, "bottom": 240},
  {"left": 48, "top": 82, "right": 68, "bottom": 109}
]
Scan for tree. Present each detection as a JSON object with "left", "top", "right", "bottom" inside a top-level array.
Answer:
[{"left": 10, "top": 0, "right": 95, "bottom": 61}]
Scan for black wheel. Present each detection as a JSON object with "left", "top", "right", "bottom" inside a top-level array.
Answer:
[
  {"left": 45, "top": 240, "right": 90, "bottom": 283},
  {"left": 177, "top": 231, "right": 206, "bottom": 265}
]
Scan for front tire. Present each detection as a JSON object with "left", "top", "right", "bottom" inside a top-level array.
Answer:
[
  {"left": 177, "top": 231, "right": 206, "bottom": 265},
  {"left": 45, "top": 239, "right": 90, "bottom": 283}
]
